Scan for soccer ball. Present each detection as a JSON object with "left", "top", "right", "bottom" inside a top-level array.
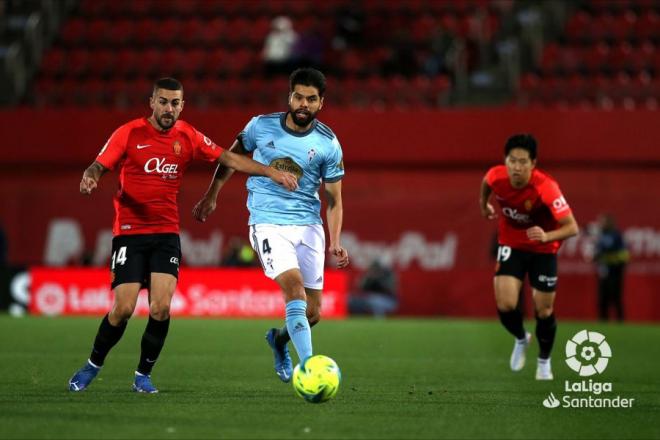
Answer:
[{"left": 292, "top": 355, "right": 341, "bottom": 403}]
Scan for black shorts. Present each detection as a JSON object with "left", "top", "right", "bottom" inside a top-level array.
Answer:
[
  {"left": 494, "top": 245, "right": 558, "bottom": 292},
  {"left": 110, "top": 233, "right": 181, "bottom": 289}
]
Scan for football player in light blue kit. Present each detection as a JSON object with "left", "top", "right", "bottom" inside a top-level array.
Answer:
[{"left": 193, "top": 68, "right": 349, "bottom": 382}]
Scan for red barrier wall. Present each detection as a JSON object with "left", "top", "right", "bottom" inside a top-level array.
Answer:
[{"left": 1, "top": 109, "right": 659, "bottom": 320}]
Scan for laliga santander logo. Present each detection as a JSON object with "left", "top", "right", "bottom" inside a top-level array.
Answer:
[{"left": 565, "top": 330, "right": 612, "bottom": 377}]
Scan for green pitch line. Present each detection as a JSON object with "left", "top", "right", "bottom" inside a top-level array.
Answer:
[{"left": 0, "top": 317, "right": 658, "bottom": 439}]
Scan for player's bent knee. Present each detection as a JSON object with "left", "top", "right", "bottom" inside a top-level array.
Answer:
[
  {"left": 536, "top": 307, "right": 553, "bottom": 319},
  {"left": 110, "top": 305, "right": 135, "bottom": 323},
  {"left": 495, "top": 301, "right": 518, "bottom": 312},
  {"left": 149, "top": 302, "right": 170, "bottom": 320}
]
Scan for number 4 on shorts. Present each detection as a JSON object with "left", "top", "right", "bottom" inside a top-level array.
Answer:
[{"left": 262, "top": 239, "right": 272, "bottom": 254}]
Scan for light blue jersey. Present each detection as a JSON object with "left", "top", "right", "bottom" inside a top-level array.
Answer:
[{"left": 239, "top": 112, "right": 344, "bottom": 225}]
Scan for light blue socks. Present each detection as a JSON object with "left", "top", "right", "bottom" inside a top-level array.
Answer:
[{"left": 285, "top": 299, "right": 313, "bottom": 361}]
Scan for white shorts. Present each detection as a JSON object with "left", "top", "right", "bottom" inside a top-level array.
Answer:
[{"left": 249, "top": 224, "right": 326, "bottom": 289}]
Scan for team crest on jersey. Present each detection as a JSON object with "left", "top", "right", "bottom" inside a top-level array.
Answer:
[
  {"left": 308, "top": 148, "right": 316, "bottom": 163},
  {"left": 269, "top": 157, "right": 304, "bottom": 180},
  {"left": 173, "top": 140, "right": 182, "bottom": 156},
  {"left": 524, "top": 199, "right": 533, "bottom": 211}
]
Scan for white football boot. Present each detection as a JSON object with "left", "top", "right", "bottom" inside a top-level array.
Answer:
[
  {"left": 535, "top": 358, "right": 554, "bottom": 380},
  {"left": 510, "top": 332, "right": 532, "bottom": 371}
]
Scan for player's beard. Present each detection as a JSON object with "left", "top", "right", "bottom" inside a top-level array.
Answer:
[
  {"left": 157, "top": 113, "right": 176, "bottom": 130},
  {"left": 290, "top": 108, "right": 317, "bottom": 127}
]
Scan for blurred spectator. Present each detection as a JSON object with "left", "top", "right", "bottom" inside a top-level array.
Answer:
[
  {"left": 593, "top": 214, "right": 629, "bottom": 321},
  {"left": 292, "top": 20, "right": 325, "bottom": 70},
  {"left": 223, "top": 236, "right": 258, "bottom": 268},
  {"left": 332, "top": 3, "right": 365, "bottom": 50},
  {"left": 263, "top": 16, "right": 298, "bottom": 76},
  {"left": 423, "top": 26, "right": 455, "bottom": 77},
  {"left": 348, "top": 259, "right": 398, "bottom": 317},
  {"left": 382, "top": 30, "right": 418, "bottom": 77}
]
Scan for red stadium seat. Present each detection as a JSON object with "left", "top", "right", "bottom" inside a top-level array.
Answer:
[
  {"left": 41, "top": 49, "right": 66, "bottom": 77},
  {"left": 161, "top": 48, "right": 186, "bottom": 76},
  {"left": 559, "top": 46, "right": 582, "bottom": 74},
  {"left": 181, "top": 18, "right": 205, "bottom": 46},
  {"left": 86, "top": 19, "right": 111, "bottom": 47},
  {"left": 583, "top": 43, "right": 610, "bottom": 74},
  {"left": 629, "top": 41, "right": 654, "bottom": 72},
  {"left": 608, "top": 42, "right": 633, "bottom": 72},
  {"left": 133, "top": 19, "right": 159, "bottom": 46},
  {"left": 539, "top": 43, "right": 561, "bottom": 75},
  {"left": 115, "top": 49, "right": 139, "bottom": 78},
  {"left": 181, "top": 49, "right": 207, "bottom": 77},
  {"left": 565, "top": 11, "right": 591, "bottom": 43},
  {"left": 134, "top": 49, "right": 162, "bottom": 77},
  {"left": 609, "top": 10, "right": 636, "bottom": 41},
  {"left": 66, "top": 49, "right": 90, "bottom": 78},
  {"left": 87, "top": 49, "right": 116, "bottom": 78},
  {"left": 159, "top": 19, "right": 181, "bottom": 46},
  {"left": 199, "top": 18, "right": 227, "bottom": 46},
  {"left": 59, "top": 18, "right": 86, "bottom": 46},
  {"left": 106, "top": 19, "right": 135, "bottom": 47},
  {"left": 634, "top": 11, "right": 659, "bottom": 40}
]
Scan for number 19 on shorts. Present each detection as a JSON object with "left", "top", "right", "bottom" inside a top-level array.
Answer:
[{"left": 497, "top": 245, "right": 511, "bottom": 262}]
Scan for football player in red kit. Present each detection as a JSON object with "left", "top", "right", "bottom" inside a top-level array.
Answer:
[
  {"left": 479, "top": 134, "right": 579, "bottom": 380},
  {"left": 69, "top": 78, "right": 298, "bottom": 393}
]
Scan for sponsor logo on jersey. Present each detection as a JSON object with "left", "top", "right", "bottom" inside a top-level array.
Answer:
[
  {"left": 173, "top": 140, "right": 182, "bottom": 156},
  {"left": 502, "top": 207, "right": 531, "bottom": 223},
  {"left": 144, "top": 157, "right": 179, "bottom": 175},
  {"left": 269, "top": 157, "right": 304, "bottom": 180},
  {"left": 203, "top": 135, "right": 216, "bottom": 149},
  {"left": 136, "top": 144, "right": 151, "bottom": 149},
  {"left": 552, "top": 195, "right": 570, "bottom": 213}
]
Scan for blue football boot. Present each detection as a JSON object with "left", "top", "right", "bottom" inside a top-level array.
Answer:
[
  {"left": 266, "top": 328, "right": 293, "bottom": 383},
  {"left": 132, "top": 373, "right": 159, "bottom": 393},
  {"left": 68, "top": 360, "right": 100, "bottom": 392}
]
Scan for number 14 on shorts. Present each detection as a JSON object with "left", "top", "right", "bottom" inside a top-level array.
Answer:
[{"left": 112, "top": 246, "right": 127, "bottom": 269}]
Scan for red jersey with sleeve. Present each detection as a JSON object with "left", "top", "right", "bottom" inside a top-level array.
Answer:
[
  {"left": 485, "top": 165, "right": 572, "bottom": 254},
  {"left": 95, "top": 117, "right": 223, "bottom": 236}
]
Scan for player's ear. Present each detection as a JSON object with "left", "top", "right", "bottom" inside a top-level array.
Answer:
[
  {"left": 318, "top": 96, "right": 324, "bottom": 110},
  {"left": 149, "top": 94, "right": 155, "bottom": 110},
  {"left": 180, "top": 99, "right": 185, "bottom": 112},
  {"left": 531, "top": 158, "right": 537, "bottom": 168}
]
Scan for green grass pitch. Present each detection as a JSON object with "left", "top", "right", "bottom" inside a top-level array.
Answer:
[{"left": 0, "top": 317, "right": 658, "bottom": 439}]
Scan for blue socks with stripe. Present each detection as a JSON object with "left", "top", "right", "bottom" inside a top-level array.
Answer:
[{"left": 285, "top": 299, "right": 313, "bottom": 361}]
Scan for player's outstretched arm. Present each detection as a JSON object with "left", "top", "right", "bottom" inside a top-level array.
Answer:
[
  {"left": 479, "top": 178, "right": 497, "bottom": 220},
  {"left": 79, "top": 161, "right": 107, "bottom": 195},
  {"left": 193, "top": 139, "right": 245, "bottom": 222},
  {"left": 324, "top": 180, "right": 349, "bottom": 269},
  {"left": 218, "top": 150, "right": 298, "bottom": 191}
]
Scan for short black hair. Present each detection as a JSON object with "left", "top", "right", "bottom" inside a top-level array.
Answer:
[
  {"left": 153, "top": 77, "right": 183, "bottom": 95},
  {"left": 289, "top": 68, "right": 326, "bottom": 97},
  {"left": 504, "top": 133, "right": 537, "bottom": 160}
]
